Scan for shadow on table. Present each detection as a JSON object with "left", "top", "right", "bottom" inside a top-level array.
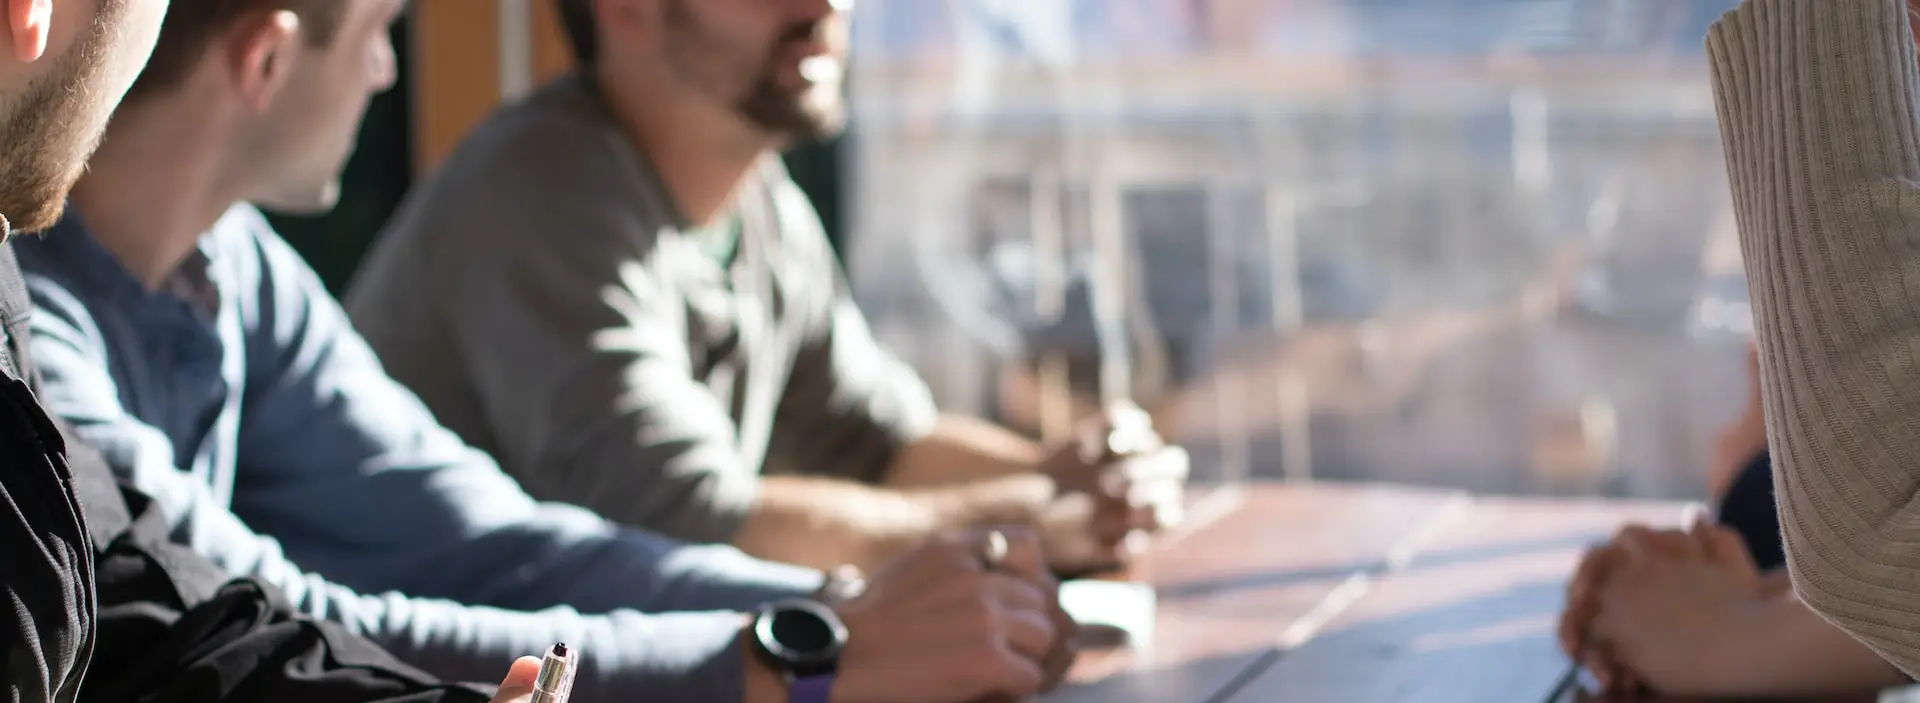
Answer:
[
  {"left": 1156, "top": 533, "right": 1602, "bottom": 600},
  {"left": 1229, "top": 580, "right": 1574, "bottom": 702},
  {"left": 1555, "top": 687, "right": 1884, "bottom": 703},
  {"left": 1042, "top": 650, "right": 1277, "bottom": 703}
]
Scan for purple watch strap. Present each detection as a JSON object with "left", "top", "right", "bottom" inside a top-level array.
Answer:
[{"left": 790, "top": 673, "right": 835, "bottom": 703}]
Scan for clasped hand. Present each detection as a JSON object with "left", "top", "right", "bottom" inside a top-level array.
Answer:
[
  {"left": 1558, "top": 520, "right": 1767, "bottom": 698},
  {"left": 1036, "top": 402, "right": 1188, "bottom": 574}
]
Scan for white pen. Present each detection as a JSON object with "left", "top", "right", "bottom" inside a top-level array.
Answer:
[{"left": 529, "top": 643, "right": 575, "bottom": 703}]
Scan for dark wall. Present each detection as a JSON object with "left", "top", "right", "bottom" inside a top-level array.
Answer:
[{"left": 783, "top": 134, "right": 846, "bottom": 263}]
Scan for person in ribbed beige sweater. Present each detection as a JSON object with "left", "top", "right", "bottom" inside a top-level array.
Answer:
[
  {"left": 1555, "top": 343, "right": 1902, "bottom": 697},
  {"left": 1716, "top": 0, "right": 1920, "bottom": 680},
  {"left": 1555, "top": 0, "right": 1920, "bottom": 697}
]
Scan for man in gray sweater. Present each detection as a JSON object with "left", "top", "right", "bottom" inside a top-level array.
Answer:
[
  {"left": 348, "top": 0, "right": 1185, "bottom": 575},
  {"left": 20, "top": 1, "right": 1076, "bottom": 701}
]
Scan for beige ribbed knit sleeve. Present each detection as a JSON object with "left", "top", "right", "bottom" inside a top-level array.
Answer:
[{"left": 1711, "top": 0, "right": 1920, "bottom": 675}]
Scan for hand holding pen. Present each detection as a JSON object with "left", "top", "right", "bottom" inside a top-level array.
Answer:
[
  {"left": 490, "top": 644, "right": 574, "bottom": 703},
  {"left": 487, "top": 657, "right": 541, "bottom": 703}
]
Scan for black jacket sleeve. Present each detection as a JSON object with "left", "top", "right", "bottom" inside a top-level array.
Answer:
[{"left": 0, "top": 375, "right": 93, "bottom": 703}]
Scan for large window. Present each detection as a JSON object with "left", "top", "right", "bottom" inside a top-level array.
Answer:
[{"left": 844, "top": 0, "right": 1747, "bottom": 499}]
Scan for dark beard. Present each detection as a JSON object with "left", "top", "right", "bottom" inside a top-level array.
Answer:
[
  {"left": 660, "top": 0, "right": 844, "bottom": 146},
  {"left": 0, "top": 0, "right": 125, "bottom": 234},
  {"left": 735, "top": 74, "right": 844, "bottom": 146}
]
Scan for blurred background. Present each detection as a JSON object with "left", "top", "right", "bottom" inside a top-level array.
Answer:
[{"left": 285, "top": 0, "right": 1750, "bottom": 503}]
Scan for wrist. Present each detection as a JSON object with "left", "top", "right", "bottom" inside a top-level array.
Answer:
[
  {"left": 1757, "top": 569, "right": 1793, "bottom": 598},
  {"left": 742, "top": 619, "right": 791, "bottom": 703},
  {"left": 741, "top": 603, "right": 848, "bottom": 703},
  {"left": 851, "top": 494, "right": 942, "bottom": 568},
  {"left": 1688, "top": 599, "right": 1773, "bottom": 694}
]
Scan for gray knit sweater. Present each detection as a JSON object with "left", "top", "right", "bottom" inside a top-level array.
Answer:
[{"left": 1713, "top": 0, "right": 1920, "bottom": 676}]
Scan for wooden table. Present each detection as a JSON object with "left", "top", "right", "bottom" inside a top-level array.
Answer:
[
  {"left": 1042, "top": 482, "right": 1692, "bottom": 703},
  {"left": 1225, "top": 494, "right": 1688, "bottom": 702}
]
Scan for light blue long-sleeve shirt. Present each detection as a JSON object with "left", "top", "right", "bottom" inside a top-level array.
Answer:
[{"left": 16, "top": 205, "right": 824, "bottom": 702}]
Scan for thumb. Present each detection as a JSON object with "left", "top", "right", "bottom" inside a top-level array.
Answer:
[
  {"left": 490, "top": 656, "right": 544, "bottom": 703},
  {"left": 1698, "top": 522, "right": 1761, "bottom": 581}
]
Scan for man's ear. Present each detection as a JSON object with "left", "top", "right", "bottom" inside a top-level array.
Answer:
[
  {"left": 228, "top": 10, "right": 301, "bottom": 113},
  {"left": 8, "top": 0, "right": 50, "bottom": 63}
]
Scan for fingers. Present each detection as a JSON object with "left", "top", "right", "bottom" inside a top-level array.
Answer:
[
  {"left": 1075, "top": 401, "right": 1160, "bottom": 464},
  {"left": 1573, "top": 632, "right": 1632, "bottom": 694},
  {"left": 1580, "top": 640, "right": 1620, "bottom": 692},
  {"left": 1557, "top": 599, "right": 1594, "bottom": 661},
  {"left": 1117, "top": 446, "right": 1191, "bottom": 486},
  {"left": 1568, "top": 544, "right": 1614, "bottom": 600},
  {"left": 993, "top": 598, "right": 1060, "bottom": 663},
  {"left": 1086, "top": 494, "right": 1154, "bottom": 541},
  {"left": 975, "top": 526, "right": 1046, "bottom": 581},
  {"left": 985, "top": 569, "right": 1070, "bottom": 694},
  {"left": 1092, "top": 448, "right": 1187, "bottom": 531},
  {"left": 1613, "top": 525, "right": 1696, "bottom": 564},
  {"left": 983, "top": 572, "right": 1052, "bottom": 614},
  {"left": 1695, "top": 520, "right": 1761, "bottom": 581},
  {"left": 985, "top": 641, "right": 1049, "bottom": 698},
  {"left": 488, "top": 656, "right": 542, "bottom": 703},
  {"left": 1611, "top": 526, "right": 1650, "bottom": 566},
  {"left": 1560, "top": 545, "right": 1612, "bottom": 656}
]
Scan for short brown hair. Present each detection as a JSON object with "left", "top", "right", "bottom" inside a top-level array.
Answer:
[
  {"left": 556, "top": 0, "right": 597, "bottom": 67},
  {"left": 126, "top": 0, "right": 348, "bottom": 101}
]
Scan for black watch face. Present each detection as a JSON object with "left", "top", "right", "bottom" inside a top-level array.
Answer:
[
  {"left": 775, "top": 607, "right": 837, "bottom": 649},
  {"left": 757, "top": 599, "right": 846, "bottom": 675}
]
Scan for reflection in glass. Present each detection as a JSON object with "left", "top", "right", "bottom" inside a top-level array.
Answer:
[{"left": 845, "top": 0, "right": 1749, "bottom": 500}]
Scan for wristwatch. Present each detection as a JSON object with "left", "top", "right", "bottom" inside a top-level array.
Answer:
[{"left": 751, "top": 598, "right": 848, "bottom": 703}]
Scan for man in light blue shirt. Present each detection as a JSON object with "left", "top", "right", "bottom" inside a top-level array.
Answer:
[{"left": 19, "top": 1, "right": 1073, "bottom": 702}]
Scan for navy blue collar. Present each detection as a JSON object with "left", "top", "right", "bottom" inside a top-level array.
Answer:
[{"left": 35, "top": 207, "right": 218, "bottom": 308}]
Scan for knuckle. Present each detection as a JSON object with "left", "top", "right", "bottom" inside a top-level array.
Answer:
[
  {"left": 970, "top": 593, "right": 1002, "bottom": 627},
  {"left": 954, "top": 569, "right": 992, "bottom": 594}
]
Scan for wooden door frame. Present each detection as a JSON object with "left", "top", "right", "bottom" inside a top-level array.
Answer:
[{"left": 408, "top": 0, "right": 577, "bottom": 176}]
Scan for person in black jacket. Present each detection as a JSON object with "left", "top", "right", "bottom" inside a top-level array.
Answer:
[
  {"left": 0, "top": 2, "right": 537, "bottom": 702},
  {"left": 0, "top": 2, "right": 176, "bottom": 698}
]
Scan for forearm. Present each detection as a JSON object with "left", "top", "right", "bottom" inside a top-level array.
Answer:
[
  {"left": 733, "top": 475, "right": 940, "bottom": 571},
  {"left": 408, "top": 503, "right": 824, "bottom": 614},
  {"left": 352, "top": 594, "right": 768, "bottom": 703},
  {"left": 1712, "top": 0, "right": 1920, "bottom": 672},
  {"left": 733, "top": 474, "right": 1056, "bottom": 571},
  {"left": 1703, "top": 593, "right": 1909, "bottom": 697},
  {"left": 885, "top": 415, "right": 1046, "bottom": 488},
  {"left": 235, "top": 468, "right": 821, "bottom": 616},
  {"left": 743, "top": 622, "right": 791, "bottom": 703},
  {"left": 212, "top": 514, "right": 788, "bottom": 703}
]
